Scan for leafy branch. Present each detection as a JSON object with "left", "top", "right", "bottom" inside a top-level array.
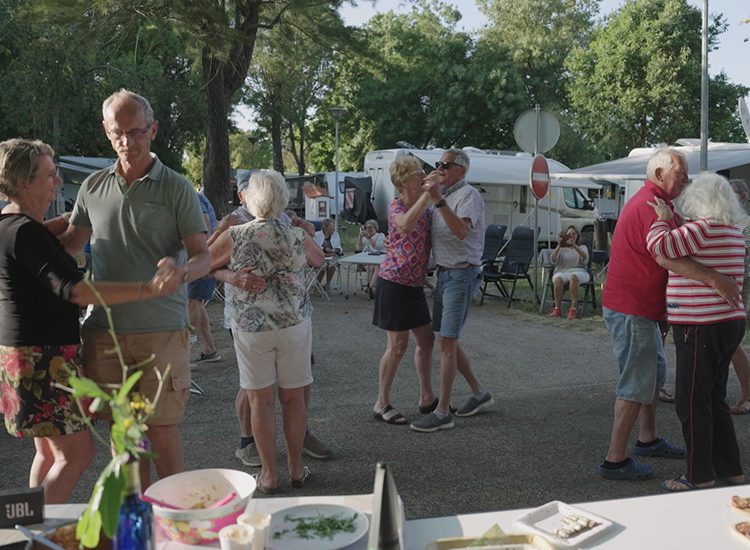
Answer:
[{"left": 55, "top": 276, "right": 169, "bottom": 548}]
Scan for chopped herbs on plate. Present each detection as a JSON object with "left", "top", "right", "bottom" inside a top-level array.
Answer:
[{"left": 273, "top": 512, "right": 359, "bottom": 540}]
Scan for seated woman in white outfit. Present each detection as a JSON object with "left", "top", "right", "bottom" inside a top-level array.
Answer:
[
  {"left": 549, "top": 225, "right": 590, "bottom": 319},
  {"left": 313, "top": 218, "right": 342, "bottom": 291},
  {"left": 355, "top": 219, "right": 386, "bottom": 297}
]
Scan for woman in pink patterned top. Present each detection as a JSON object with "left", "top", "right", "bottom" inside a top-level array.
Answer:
[
  {"left": 371, "top": 156, "right": 437, "bottom": 425},
  {"left": 647, "top": 172, "right": 746, "bottom": 491}
]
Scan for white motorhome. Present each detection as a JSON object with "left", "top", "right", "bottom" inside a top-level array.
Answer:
[
  {"left": 363, "top": 147, "right": 601, "bottom": 244},
  {"left": 553, "top": 141, "right": 750, "bottom": 216}
]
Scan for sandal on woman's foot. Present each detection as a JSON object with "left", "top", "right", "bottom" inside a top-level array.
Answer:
[
  {"left": 731, "top": 397, "right": 750, "bottom": 415},
  {"left": 549, "top": 307, "right": 561, "bottom": 317},
  {"left": 291, "top": 466, "right": 311, "bottom": 489},
  {"left": 374, "top": 405, "right": 408, "bottom": 425},
  {"left": 658, "top": 388, "right": 675, "bottom": 403},
  {"left": 252, "top": 473, "right": 278, "bottom": 494}
]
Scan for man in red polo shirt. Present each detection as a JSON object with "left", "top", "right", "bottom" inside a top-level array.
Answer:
[{"left": 599, "top": 148, "right": 741, "bottom": 480}]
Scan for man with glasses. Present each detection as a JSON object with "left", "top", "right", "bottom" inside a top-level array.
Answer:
[
  {"left": 57, "top": 89, "right": 211, "bottom": 486},
  {"left": 411, "top": 149, "right": 494, "bottom": 432}
]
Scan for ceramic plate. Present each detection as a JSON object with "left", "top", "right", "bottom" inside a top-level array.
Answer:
[
  {"left": 267, "top": 504, "right": 369, "bottom": 550},
  {"left": 515, "top": 501, "right": 611, "bottom": 547}
]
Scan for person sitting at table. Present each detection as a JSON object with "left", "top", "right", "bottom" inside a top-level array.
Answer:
[
  {"left": 549, "top": 225, "right": 589, "bottom": 319},
  {"left": 0, "top": 138, "right": 183, "bottom": 503},
  {"left": 647, "top": 172, "right": 746, "bottom": 490},
  {"left": 314, "top": 218, "right": 342, "bottom": 292},
  {"left": 355, "top": 219, "right": 386, "bottom": 298},
  {"left": 372, "top": 156, "right": 436, "bottom": 425}
]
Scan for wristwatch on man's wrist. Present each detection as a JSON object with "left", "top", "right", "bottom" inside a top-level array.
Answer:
[{"left": 436, "top": 199, "right": 447, "bottom": 208}]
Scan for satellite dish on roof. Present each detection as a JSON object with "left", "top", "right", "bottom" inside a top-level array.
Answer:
[{"left": 739, "top": 97, "right": 750, "bottom": 143}]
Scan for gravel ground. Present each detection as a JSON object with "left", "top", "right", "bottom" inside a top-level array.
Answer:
[{"left": 2, "top": 289, "right": 750, "bottom": 519}]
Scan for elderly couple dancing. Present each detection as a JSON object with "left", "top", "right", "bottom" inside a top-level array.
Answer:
[{"left": 370, "top": 149, "right": 494, "bottom": 432}]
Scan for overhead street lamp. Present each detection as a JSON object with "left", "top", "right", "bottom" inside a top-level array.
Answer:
[
  {"left": 247, "top": 135, "right": 259, "bottom": 170},
  {"left": 328, "top": 107, "right": 346, "bottom": 225}
]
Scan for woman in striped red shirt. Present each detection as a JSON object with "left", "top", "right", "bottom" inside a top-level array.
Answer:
[{"left": 647, "top": 171, "right": 746, "bottom": 491}]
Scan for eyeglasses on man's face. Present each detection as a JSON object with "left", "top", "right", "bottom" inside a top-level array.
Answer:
[
  {"left": 106, "top": 125, "right": 152, "bottom": 140},
  {"left": 435, "top": 161, "right": 460, "bottom": 170}
]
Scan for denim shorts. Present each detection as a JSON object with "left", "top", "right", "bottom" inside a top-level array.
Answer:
[
  {"left": 603, "top": 307, "right": 667, "bottom": 404},
  {"left": 188, "top": 276, "right": 216, "bottom": 301},
  {"left": 433, "top": 266, "right": 481, "bottom": 338}
]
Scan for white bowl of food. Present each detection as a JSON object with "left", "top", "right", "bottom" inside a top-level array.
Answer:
[{"left": 143, "top": 469, "right": 256, "bottom": 545}]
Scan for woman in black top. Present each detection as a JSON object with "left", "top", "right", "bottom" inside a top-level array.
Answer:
[{"left": 0, "top": 139, "right": 183, "bottom": 503}]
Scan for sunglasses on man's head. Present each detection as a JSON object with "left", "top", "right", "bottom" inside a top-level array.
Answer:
[{"left": 435, "top": 161, "right": 460, "bottom": 170}]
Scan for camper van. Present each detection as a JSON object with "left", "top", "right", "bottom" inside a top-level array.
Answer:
[
  {"left": 363, "top": 147, "right": 601, "bottom": 245},
  {"left": 554, "top": 141, "right": 750, "bottom": 215}
]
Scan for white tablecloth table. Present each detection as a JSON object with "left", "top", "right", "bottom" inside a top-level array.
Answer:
[
  {"left": 405, "top": 485, "right": 749, "bottom": 549},
  {"left": 339, "top": 252, "right": 385, "bottom": 298},
  {"left": 0, "top": 495, "right": 373, "bottom": 550},
  {"left": 5, "top": 486, "right": 750, "bottom": 550}
]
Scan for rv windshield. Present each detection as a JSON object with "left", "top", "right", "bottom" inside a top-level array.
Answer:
[{"left": 563, "top": 187, "right": 593, "bottom": 210}]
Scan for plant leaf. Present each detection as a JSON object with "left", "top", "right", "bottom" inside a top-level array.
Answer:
[
  {"left": 68, "top": 376, "right": 109, "bottom": 399},
  {"left": 99, "top": 458, "right": 127, "bottom": 538},
  {"left": 116, "top": 371, "right": 143, "bottom": 403},
  {"left": 110, "top": 422, "right": 126, "bottom": 455}
]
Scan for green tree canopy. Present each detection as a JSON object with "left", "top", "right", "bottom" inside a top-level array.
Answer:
[
  {"left": 36, "top": 0, "right": 351, "bottom": 216},
  {"left": 311, "top": 0, "right": 526, "bottom": 171},
  {"left": 477, "top": 0, "right": 599, "bottom": 109},
  {"left": 566, "top": 0, "right": 747, "bottom": 159}
]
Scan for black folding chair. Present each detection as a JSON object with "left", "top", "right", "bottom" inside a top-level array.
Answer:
[
  {"left": 478, "top": 224, "right": 508, "bottom": 304},
  {"left": 480, "top": 225, "right": 535, "bottom": 307}
]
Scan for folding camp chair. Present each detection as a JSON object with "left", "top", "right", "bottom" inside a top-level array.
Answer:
[
  {"left": 478, "top": 224, "right": 508, "bottom": 304},
  {"left": 480, "top": 225, "right": 535, "bottom": 307}
]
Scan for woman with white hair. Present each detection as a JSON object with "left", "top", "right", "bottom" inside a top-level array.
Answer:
[
  {"left": 209, "top": 171, "right": 324, "bottom": 493},
  {"left": 647, "top": 171, "right": 746, "bottom": 491}
]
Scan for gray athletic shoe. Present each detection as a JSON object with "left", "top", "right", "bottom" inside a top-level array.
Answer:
[
  {"left": 193, "top": 350, "right": 222, "bottom": 364},
  {"left": 302, "top": 432, "right": 331, "bottom": 459},
  {"left": 410, "top": 412, "right": 455, "bottom": 433},
  {"left": 456, "top": 393, "right": 495, "bottom": 417},
  {"left": 235, "top": 442, "right": 261, "bottom": 467}
]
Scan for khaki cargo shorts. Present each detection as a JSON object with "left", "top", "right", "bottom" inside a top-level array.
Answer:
[{"left": 81, "top": 327, "right": 191, "bottom": 425}]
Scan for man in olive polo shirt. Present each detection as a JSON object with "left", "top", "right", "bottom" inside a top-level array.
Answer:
[{"left": 59, "top": 89, "right": 211, "bottom": 487}]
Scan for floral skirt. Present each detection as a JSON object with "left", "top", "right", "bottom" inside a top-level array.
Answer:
[{"left": 0, "top": 344, "right": 92, "bottom": 438}]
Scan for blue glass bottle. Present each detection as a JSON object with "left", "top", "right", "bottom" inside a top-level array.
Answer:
[{"left": 114, "top": 457, "right": 155, "bottom": 550}]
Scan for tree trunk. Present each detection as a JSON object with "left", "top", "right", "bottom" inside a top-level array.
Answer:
[
  {"left": 199, "top": 0, "right": 261, "bottom": 217},
  {"left": 271, "top": 105, "right": 284, "bottom": 174},
  {"left": 202, "top": 48, "right": 232, "bottom": 218}
]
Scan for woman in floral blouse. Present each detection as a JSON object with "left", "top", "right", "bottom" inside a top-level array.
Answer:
[
  {"left": 0, "top": 139, "right": 182, "bottom": 503},
  {"left": 208, "top": 170, "right": 324, "bottom": 493},
  {"left": 371, "top": 156, "right": 436, "bottom": 425}
]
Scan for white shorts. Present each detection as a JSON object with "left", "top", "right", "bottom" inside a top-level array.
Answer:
[
  {"left": 233, "top": 317, "right": 313, "bottom": 390},
  {"left": 552, "top": 269, "right": 590, "bottom": 285}
]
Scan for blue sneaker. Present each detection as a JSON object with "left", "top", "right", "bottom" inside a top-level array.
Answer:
[
  {"left": 633, "top": 438, "right": 686, "bottom": 458},
  {"left": 599, "top": 458, "right": 655, "bottom": 480}
]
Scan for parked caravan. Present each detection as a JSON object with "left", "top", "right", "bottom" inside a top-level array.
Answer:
[
  {"left": 363, "top": 147, "right": 601, "bottom": 244},
  {"left": 554, "top": 141, "right": 750, "bottom": 213}
]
